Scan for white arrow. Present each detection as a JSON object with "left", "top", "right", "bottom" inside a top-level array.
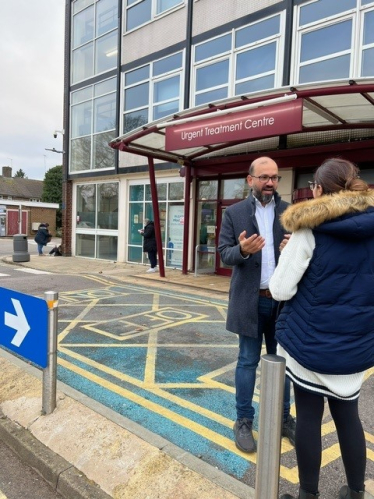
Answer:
[{"left": 5, "top": 298, "right": 31, "bottom": 347}]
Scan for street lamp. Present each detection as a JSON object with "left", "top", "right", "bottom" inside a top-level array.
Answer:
[{"left": 45, "top": 148, "right": 65, "bottom": 154}]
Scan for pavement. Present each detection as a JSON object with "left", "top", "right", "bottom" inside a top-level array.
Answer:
[{"left": 0, "top": 251, "right": 373, "bottom": 499}]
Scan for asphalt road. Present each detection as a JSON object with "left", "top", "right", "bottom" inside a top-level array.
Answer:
[{"left": 0, "top": 439, "right": 63, "bottom": 499}]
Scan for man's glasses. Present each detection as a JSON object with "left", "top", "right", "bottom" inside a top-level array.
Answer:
[
  {"left": 251, "top": 175, "right": 282, "bottom": 183},
  {"left": 308, "top": 181, "right": 317, "bottom": 190}
]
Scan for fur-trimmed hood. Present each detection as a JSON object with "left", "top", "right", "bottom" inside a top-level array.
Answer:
[{"left": 281, "top": 189, "right": 374, "bottom": 233}]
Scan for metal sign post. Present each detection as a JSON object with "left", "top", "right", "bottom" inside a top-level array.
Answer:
[
  {"left": 42, "top": 291, "right": 59, "bottom": 415},
  {"left": 254, "top": 354, "right": 286, "bottom": 499}
]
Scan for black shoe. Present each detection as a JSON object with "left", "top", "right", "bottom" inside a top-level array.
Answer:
[
  {"left": 282, "top": 414, "right": 296, "bottom": 446},
  {"left": 339, "top": 485, "right": 365, "bottom": 499},
  {"left": 281, "top": 491, "right": 319, "bottom": 499},
  {"left": 233, "top": 418, "right": 256, "bottom": 453}
]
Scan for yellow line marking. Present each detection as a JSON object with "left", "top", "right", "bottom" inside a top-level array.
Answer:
[
  {"left": 144, "top": 330, "right": 158, "bottom": 385},
  {"left": 0, "top": 491, "right": 7, "bottom": 499},
  {"left": 58, "top": 356, "right": 299, "bottom": 481},
  {"left": 58, "top": 299, "right": 100, "bottom": 342}
]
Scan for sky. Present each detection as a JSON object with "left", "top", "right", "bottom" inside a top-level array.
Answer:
[{"left": 0, "top": 1, "right": 65, "bottom": 180}]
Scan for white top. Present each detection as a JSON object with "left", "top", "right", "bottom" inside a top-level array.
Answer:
[
  {"left": 255, "top": 197, "right": 276, "bottom": 289},
  {"left": 269, "top": 229, "right": 365, "bottom": 400}
]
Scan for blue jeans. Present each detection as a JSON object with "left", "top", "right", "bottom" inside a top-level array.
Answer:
[
  {"left": 235, "top": 295, "right": 291, "bottom": 422},
  {"left": 37, "top": 243, "right": 44, "bottom": 255}
]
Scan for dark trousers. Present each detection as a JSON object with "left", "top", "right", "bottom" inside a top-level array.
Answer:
[
  {"left": 294, "top": 384, "right": 366, "bottom": 493},
  {"left": 148, "top": 250, "right": 157, "bottom": 268}
]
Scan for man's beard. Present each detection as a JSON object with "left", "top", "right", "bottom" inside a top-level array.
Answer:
[{"left": 252, "top": 185, "right": 274, "bottom": 204}]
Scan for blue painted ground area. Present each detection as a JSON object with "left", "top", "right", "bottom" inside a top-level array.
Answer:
[{"left": 57, "top": 284, "right": 254, "bottom": 480}]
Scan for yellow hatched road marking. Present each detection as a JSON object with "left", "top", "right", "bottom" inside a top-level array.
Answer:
[{"left": 58, "top": 355, "right": 299, "bottom": 482}]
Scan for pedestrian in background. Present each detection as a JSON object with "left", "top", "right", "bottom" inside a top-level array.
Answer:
[
  {"left": 139, "top": 218, "right": 157, "bottom": 273},
  {"left": 270, "top": 158, "right": 374, "bottom": 499},
  {"left": 218, "top": 156, "right": 295, "bottom": 453},
  {"left": 34, "top": 223, "right": 50, "bottom": 256}
]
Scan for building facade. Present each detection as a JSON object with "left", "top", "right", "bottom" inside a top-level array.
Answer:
[{"left": 62, "top": 0, "right": 374, "bottom": 274}]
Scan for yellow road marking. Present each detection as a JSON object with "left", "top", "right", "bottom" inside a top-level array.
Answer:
[{"left": 0, "top": 491, "right": 7, "bottom": 499}]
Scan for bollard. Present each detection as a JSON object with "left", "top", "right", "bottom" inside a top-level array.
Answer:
[
  {"left": 42, "top": 291, "right": 59, "bottom": 415},
  {"left": 254, "top": 354, "right": 286, "bottom": 499}
]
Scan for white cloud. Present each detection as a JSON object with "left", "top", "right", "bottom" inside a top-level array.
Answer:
[{"left": 0, "top": 0, "right": 65, "bottom": 179}]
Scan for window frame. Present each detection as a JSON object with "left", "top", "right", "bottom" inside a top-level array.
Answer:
[
  {"left": 124, "top": 0, "right": 184, "bottom": 33},
  {"left": 70, "top": 76, "right": 117, "bottom": 173},
  {"left": 292, "top": 0, "right": 374, "bottom": 85},
  {"left": 191, "top": 12, "right": 285, "bottom": 107},
  {"left": 122, "top": 51, "right": 184, "bottom": 134}
]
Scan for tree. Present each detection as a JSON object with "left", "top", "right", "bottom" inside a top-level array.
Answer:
[
  {"left": 42, "top": 165, "right": 63, "bottom": 229},
  {"left": 14, "top": 169, "right": 27, "bottom": 178}
]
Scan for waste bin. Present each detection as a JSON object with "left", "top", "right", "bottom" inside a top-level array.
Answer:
[{"left": 13, "top": 234, "right": 30, "bottom": 262}]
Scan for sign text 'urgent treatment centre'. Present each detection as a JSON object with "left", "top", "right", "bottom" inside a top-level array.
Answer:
[{"left": 165, "top": 99, "right": 303, "bottom": 151}]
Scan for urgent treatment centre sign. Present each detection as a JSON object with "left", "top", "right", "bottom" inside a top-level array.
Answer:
[{"left": 165, "top": 99, "right": 303, "bottom": 151}]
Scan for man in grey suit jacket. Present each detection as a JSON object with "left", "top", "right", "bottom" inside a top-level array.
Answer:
[{"left": 218, "top": 156, "right": 295, "bottom": 453}]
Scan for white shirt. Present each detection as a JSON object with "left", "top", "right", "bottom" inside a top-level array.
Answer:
[{"left": 254, "top": 197, "right": 275, "bottom": 289}]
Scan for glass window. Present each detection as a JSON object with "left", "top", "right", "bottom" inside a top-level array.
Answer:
[
  {"left": 70, "top": 77, "right": 117, "bottom": 172},
  {"left": 299, "top": 54, "right": 350, "bottom": 83},
  {"left": 235, "top": 75, "right": 274, "bottom": 95},
  {"left": 98, "top": 183, "right": 118, "bottom": 229},
  {"left": 72, "top": 43, "right": 94, "bottom": 83},
  {"left": 196, "top": 60, "right": 229, "bottom": 91},
  {"left": 193, "top": 14, "right": 284, "bottom": 105},
  {"left": 94, "top": 94, "right": 116, "bottom": 132},
  {"left": 169, "top": 182, "right": 184, "bottom": 200},
  {"left": 153, "top": 52, "right": 183, "bottom": 76},
  {"left": 126, "top": 0, "right": 152, "bottom": 31},
  {"left": 125, "top": 66, "right": 149, "bottom": 86},
  {"left": 154, "top": 76, "right": 179, "bottom": 101},
  {"left": 195, "top": 88, "right": 228, "bottom": 106},
  {"left": 73, "top": 5, "right": 94, "bottom": 48},
  {"left": 71, "top": 137, "right": 92, "bottom": 171},
  {"left": 145, "top": 183, "right": 167, "bottom": 200},
  {"left": 72, "top": 86, "right": 92, "bottom": 104},
  {"left": 95, "top": 30, "right": 118, "bottom": 74},
  {"left": 76, "top": 234, "right": 95, "bottom": 257},
  {"left": 96, "top": 0, "right": 118, "bottom": 36},
  {"left": 221, "top": 178, "right": 249, "bottom": 199},
  {"left": 92, "top": 131, "right": 116, "bottom": 169},
  {"left": 299, "top": 0, "right": 355, "bottom": 26},
  {"left": 123, "top": 52, "right": 183, "bottom": 133},
  {"left": 300, "top": 21, "right": 352, "bottom": 62},
  {"left": 153, "top": 100, "right": 179, "bottom": 120},
  {"left": 71, "top": 0, "right": 118, "bottom": 84},
  {"left": 156, "top": 0, "right": 182, "bottom": 15},
  {"left": 130, "top": 185, "right": 144, "bottom": 201},
  {"left": 77, "top": 184, "right": 96, "bottom": 227},
  {"left": 71, "top": 101, "right": 92, "bottom": 138},
  {"left": 125, "top": 82, "right": 149, "bottom": 110},
  {"left": 73, "top": 0, "right": 94, "bottom": 15},
  {"left": 123, "top": 109, "right": 149, "bottom": 133},
  {"left": 97, "top": 235, "right": 117, "bottom": 259},
  {"left": 361, "top": 47, "right": 374, "bottom": 76},
  {"left": 128, "top": 181, "right": 184, "bottom": 266},
  {"left": 195, "top": 34, "right": 232, "bottom": 63},
  {"left": 363, "top": 10, "right": 374, "bottom": 44},
  {"left": 197, "top": 180, "right": 218, "bottom": 200},
  {"left": 94, "top": 77, "right": 117, "bottom": 96},
  {"left": 236, "top": 43, "right": 276, "bottom": 80},
  {"left": 235, "top": 16, "right": 280, "bottom": 48}
]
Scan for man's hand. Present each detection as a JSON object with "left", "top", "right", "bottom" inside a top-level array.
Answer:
[
  {"left": 238, "top": 231, "right": 265, "bottom": 256},
  {"left": 279, "top": 233, "right": 291, "bottom": 253}
]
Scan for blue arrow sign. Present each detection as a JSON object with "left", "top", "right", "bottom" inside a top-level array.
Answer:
[{"left": 0, "top": 287, "right": 48, "bottom": 368}]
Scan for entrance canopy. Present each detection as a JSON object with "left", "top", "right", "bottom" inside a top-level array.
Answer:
[
  {"left": 110, "top": 79, "right": 374, "bottom": 276},
  {"left": 110, "top": 78, "right": 374, "bottom": 172}
]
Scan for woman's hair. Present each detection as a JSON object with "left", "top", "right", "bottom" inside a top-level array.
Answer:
[{"left": 314, "top": 158, "right": 368, "bottom": 194}]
